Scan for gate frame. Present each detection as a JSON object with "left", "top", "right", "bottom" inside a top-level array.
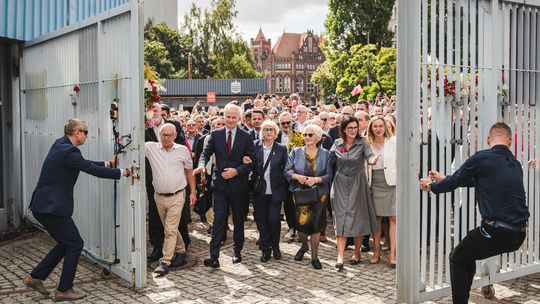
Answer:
[
  {"left": 397, "top": 0, "right": 540, "bottom": 302},
  {"left": 16, "top": 1, "right": 146, "bottom": 288}
]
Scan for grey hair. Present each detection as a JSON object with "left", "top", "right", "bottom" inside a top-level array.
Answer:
[
  {"left": 304, "top": 124, "right": 323, "bottom": 141},
  {"left": 64, "top": 119, "right": 87, "bottom": 135},
  {"left": 159, "top": 123, "right": 177, "bottom": 135},
  {"left": 224, "top": 104, "right": 241, "bottom": 116}
]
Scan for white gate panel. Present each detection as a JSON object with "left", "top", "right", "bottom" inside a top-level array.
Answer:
[
  {"left": 19, "top": 2, "right": 145, "bottom": 287},
  {"left": 398, "top": 0, "right": 540, "bottom": 302}
]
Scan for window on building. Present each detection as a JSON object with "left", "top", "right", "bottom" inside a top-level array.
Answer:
[
  {"left": 275, "top": 76, "right": 283, "bottom": 93},
  {"left": 296, "top": 76, "right": 304, "bottom": 94},
  {"left": 308, "top": 37, "right": 313, "bottom": 52},
  {"left": 284, "top": 76, "right": 291, "bottom": 93},
  {"left": 307, "top": 79, "right": 315, "bottom": 93}
]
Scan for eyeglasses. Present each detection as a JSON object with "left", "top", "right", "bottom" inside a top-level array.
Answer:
[
  {"left": 280, "top": 121, "right": 292, "bottom": 125},
  {"left": 262, "top": 128, "right": 275, "bottom": 133},
  {"left": 346, "top": 126, "right": 359, "bottom": 131},
  {"left": 78, "top": 129, "right": 88, "bottom": 135},
  {"left": 303, "top": 133, "right": 315, "bottom": 138},
  {"left": 160, "top": 133, "right": 174, "bottom": 138},
  {"left": 321, "top": 118, "right": 328, "bottom": 121}
]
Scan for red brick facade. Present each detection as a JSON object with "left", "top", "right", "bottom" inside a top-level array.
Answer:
[{"left": 250, "top": 29, "right": 325, "bottom": 98}]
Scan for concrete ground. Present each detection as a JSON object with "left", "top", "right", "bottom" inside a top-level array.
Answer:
[{"left": 1, "top": 216, "right": 539, "bottom": 303}]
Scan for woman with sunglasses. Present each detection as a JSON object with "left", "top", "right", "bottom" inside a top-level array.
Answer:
[
  {"left": 329, "top": 116, "right": 380, "bottom": 271},
  {"left": 367, "top": 116, "right": 397, "bottom": 267},
  {"left": 284, "top": 124, "right": 333, "bottom": 269}
]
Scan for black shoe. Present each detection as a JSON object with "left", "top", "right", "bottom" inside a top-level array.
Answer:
[
  {"left": 273, "top": 250, "right": 282, "bottom": 260},
  {"left": 255, "top": 238, "right": 260, "bottom": 246},
  {"left": 260, "top": 252, "right": 271, "bottom": 262},
  {"left": 148, "top": 245, "right": 163, "bottom": 262},
  {"left": 335, "top": 262, "right": 344, "bottom": 272},
  {"left": 170, "top": 252, "right": 187, "bottom": 267},
  {"left": 154, "top": 263, "right": 169, "bottom": 275},
  {"left": 349, "top": 258, "right": 361, "bottom": 265},
  {"left": 203, "top": 257, "right": 220, "bottom": 268},
  {"left": 294, "top": 248, "right": 307, "bottom": 261},
  {"left": 361, "top": 244, "right": 370, "bottom": 253},
  {"left": 232, "top": 253, "right": 242, "bottom": 264},
  {"left": 362, "top": 236, "right": 370, "bottom": 252},
  {"left": 207, "top": 226, "right": 212, "bottom": 234},
  {"left": 312, "top": 259, "right": 322, "bottom": 269}
]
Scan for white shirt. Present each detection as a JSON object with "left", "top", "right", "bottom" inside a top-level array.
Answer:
[
  {"left": 371, "top": 143, "right": 385, "bottom": 170},
  {"left": 295, "top": 121, "right": 307, "bottom": 132},
  {"left": 144, "top": 142, "right": 193, "bottom": 193},
  {"left": 263, "top": 143, "right": 273, "bottom": 195},
  {"left": 280, "top": 132, "right": 290, "bottom": 145}
]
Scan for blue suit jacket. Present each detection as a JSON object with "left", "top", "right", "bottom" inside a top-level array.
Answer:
[
  {"left": 252, "top": 140, "right": 288, "bottom": 203},
  {"left": 198, "top": 127, "right": 255, "bottom": 193},
  {"left": 30, "top": 136, "right": 121, "bottom": 217},
  {"left": 284, "top": 147, "right": 334, "bottom": 195}
]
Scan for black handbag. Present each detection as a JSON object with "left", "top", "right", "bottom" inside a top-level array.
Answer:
[
  {"left": 248, "top": 144, "right": 275, "bottom": 193},
  {"left": 293, "top": 186, "right": 319, "bottom": 206}
]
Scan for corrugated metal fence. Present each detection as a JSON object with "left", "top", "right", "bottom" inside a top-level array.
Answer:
[{"left": 0, "top": 0, "right": 129, "bottom": 41}]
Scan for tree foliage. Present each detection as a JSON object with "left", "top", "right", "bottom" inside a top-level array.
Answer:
[
  {"left": 324, "top": 0, "right": 395, "bottom": 57},
  {"left": 143, "top": 0, "right": 260, "bottom": 79}
]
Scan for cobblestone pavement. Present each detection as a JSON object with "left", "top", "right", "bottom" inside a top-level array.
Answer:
[{"left": 1, "top": 216, "right": 539, "bottom": 304}]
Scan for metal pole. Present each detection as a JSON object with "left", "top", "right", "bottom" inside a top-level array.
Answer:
[
  {"left": 367, "top": 32, "right": 370, "bottom": 86},
  {"left": 396, "top": 0, "right": 421, "bottom": 303}
]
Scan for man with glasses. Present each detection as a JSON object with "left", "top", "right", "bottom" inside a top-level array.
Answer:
[
  {"left": 24, "top": 119, "right": 131, "bottom": 301},
  {"left": 276, "top": 112, "right": 294, "bottom": 146},
  {"left": 145, "top": 123, "right": 197, "bottom": 276},
  {"left": 146, "top": 102, "right": 189, "bottom": 263},
  {"left": 185, "top": 119, "right": 200, "bottom": 158},
  {"left": 319, "top": 112, "right": 331, "bottom": 134},
  {"left": 293, "top": 105, "right": 309, "bottom": 132}
]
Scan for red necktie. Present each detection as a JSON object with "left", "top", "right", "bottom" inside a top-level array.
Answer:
[{"left": 227, "top": 130, "right": 232, "bottom": 154}]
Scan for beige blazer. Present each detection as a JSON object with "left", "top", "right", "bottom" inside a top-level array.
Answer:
[{"left": 367, "top": 136, "right": 397, "bottom": 187}]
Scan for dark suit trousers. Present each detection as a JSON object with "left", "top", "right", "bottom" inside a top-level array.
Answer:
[
  {"left": 254, "top": 194, "right": 281, "bottom": 253},
  {"left": 31, "top": 212, "right": 84, "bottom": 292},
  {"left": 283, "top": 187, "right": 296, "bottom": 230},
  {"left": 449, "top": 225, "right": 525, "bottom": 304},
  {"left": 210, "top": 187, "right": 248, "bottom": 258},
  {"left": 147, "top": 182, "right": 191, "bottom": 249}
]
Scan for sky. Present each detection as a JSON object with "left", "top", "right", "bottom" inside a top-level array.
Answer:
[{"left": 177, "top": 0, "right": 328, "bottom": 46}]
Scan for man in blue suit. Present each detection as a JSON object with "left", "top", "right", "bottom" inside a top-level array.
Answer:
[
  {"left": 194, "top": 104, "right": 255, "bottom": 268},
  {"left": 23, "top": 119, "right": 130, "bottom": 301}
]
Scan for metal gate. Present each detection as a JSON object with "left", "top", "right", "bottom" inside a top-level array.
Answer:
[
  {"left": 397, "top": 0, "right": 540, "bottom": 302},
  {"left": 18, "top": 2, "right": 146, "bottom": 287}
]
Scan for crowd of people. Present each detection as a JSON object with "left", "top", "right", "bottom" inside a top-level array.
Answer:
[{"left": 144, "top": 92, "right": 399, "bottom": 274}]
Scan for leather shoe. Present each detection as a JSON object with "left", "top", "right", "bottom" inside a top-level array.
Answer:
[
  {"left": 232, "top": 253, "right": 242, "bottom": 264},
  {"left": 22, "top": 275, "right": 50, "bottom": 295},
  {"left": 311, "top": 258, "right": 322, "bottom": 269},
  {"left": 53, "top": 288, "right": 85, "bottom": 302},
  {"left": 260, "top": 252, "right": 271, "bottom": 262},
  {"left": 148, "top": 245, "right": 163, "bottom": 262},
  {"left": 273, "top": 250, "right": 282, "bottom": 260},
  {"left": 170, "top": 252, "right": 187, "bottom": 267},
  {"left": 361, "top": 244, "right": 370, "bottom": 252},
  {"left": 154, "top": 263, "right": 169, "bottom": 276},
  {"left": 335, "top": 262, "right": 344, "bottom": 272},
  {"left": 294, "top": 248, "right": 307, "bottom": 261},
  {"left": 203, "top": 257, "right": 220, "bottom": 268}
]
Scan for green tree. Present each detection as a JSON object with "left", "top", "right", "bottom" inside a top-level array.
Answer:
[
  {"left": 311, "top": 61, "right": 337, "bottom": 101},
  {"left": 181, "top": 0, "right": 260, "bottom": 79},
  {"left": 324, "top": 0, "right": 395, "bottom": 57},
  {"left": 144, "top": 40, "right": 175, "bottom": 78}
]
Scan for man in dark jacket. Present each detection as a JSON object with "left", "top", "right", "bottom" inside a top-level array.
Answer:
[{"left": 23, "top": 119, "right": 130, "bottom": 301}]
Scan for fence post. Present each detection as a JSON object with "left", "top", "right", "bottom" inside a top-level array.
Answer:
[{"left": 396, "top": 0, "right": 421, "bottom": 303}]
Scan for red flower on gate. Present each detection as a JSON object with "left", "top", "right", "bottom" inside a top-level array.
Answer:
[{"left": 73, "top": 84, "right": 80, "bottom": 93}]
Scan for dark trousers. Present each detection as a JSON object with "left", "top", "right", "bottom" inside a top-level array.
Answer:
[
  {"left": 283, "top": 189, "right": 296, "bottom": 230},
  {"left": 450, "top": 225, "right": 525, "bottom": 304},
  {"left": 254, "top": 194, "right": 281, "bottom": 253},
  {"left": 210, "top": 188, "right": 248, "bottom": 258},
  {"left": 31, "top": 212, "right": 84, "bottom": 292},
  {"left": 147, "top": 183, "right": 191, "bottom": 249}
]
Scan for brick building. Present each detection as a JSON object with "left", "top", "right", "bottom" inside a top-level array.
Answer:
[{"left": 250, "top": 29, "right": 325, "bottom": 98}]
